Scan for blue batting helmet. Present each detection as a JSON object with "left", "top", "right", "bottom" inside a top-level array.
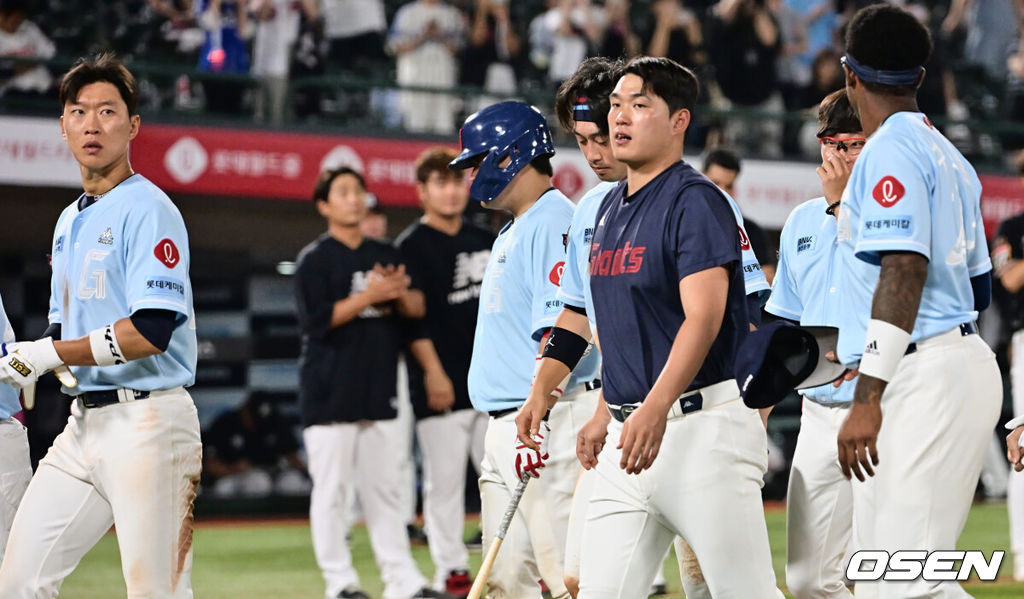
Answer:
[{"left": 449, "top": 101, "right": 555, "bottom": 203}]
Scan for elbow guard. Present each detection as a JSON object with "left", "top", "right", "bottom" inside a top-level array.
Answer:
[{"left": 541, "top": 326, "right": 591, "bottom": 372}]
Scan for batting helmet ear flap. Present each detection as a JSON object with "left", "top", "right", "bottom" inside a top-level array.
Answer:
[{"left": 449, "top": 101, "right": 555, "bottom": 203}]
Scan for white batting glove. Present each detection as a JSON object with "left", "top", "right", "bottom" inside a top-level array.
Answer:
[
  {"left": 0, "top": 339, "right": 64, "bottom": 389},
  {"left": 514, "top": 420, "right": 550, "bottom": 480}
]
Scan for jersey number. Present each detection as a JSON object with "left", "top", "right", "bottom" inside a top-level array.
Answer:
[{"left": 78, "top": 250, "right": 110, "bottom": 300}]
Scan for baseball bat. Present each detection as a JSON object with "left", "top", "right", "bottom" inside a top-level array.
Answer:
[{"left": 467, "top": 475, "right": 531, "bottom": 599}]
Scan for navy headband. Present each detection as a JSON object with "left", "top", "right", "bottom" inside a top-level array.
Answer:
[
  {"left": 841, "top": 53, "right": 923, "bottom": 86},
  {"left": 572, "top": 96, "right": 594, "bottom": 122}
]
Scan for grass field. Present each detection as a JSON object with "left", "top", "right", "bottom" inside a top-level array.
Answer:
[{"left": 61, "top": 503, "right": 1022, "bottom": 598}]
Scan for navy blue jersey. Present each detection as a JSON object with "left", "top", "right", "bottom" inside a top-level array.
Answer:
[{"left": 589, "top": 161, "right": 749, "bottom": 406}]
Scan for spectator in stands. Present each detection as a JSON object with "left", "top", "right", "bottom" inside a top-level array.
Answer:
[
  {"left": 905, "top": 3, "right": 970, "bottom": 144},
  {"left": 323, "top": 0, "right": 389, "bottom": 75},
  {"left": 529, "top": 0, "right": 605, "bottom": 87},
  {"left": 1004, "top": 20, "right": 1024, "bottom": 152},
  {"left": 708, "top": 0, "right": 784, "bottom": 157},
  {"left": 769, "top": 0, "right": 810, "bottom": 154},
  {"left": 644, "top": 0, "right": 703, "bottom": 69},
  {"left": 203, "top": 393, "right": 311, "bottom": 499},
  {"left": 250, "top": 0, "right": 318, "bottom": 126},
  {"left": 942, "top": 0, "right": 1020, "bottom": 83},
  {"left": 197, "top": 0, "right": 250, "bottom": 114},
  {"left": 702, "top": 147, "right": 777, "bottom": 283},
  {"left": 388, "top": 0, "right": 466, "bottom": 135},
  {"left": 460, "top": 0, "right": 520, "bottom": 113},
  {"left": 0, "top": 0, "right": 56, "bottom": 101},
  {"left": 600, "top": 0, "right": 638, "bottom": 59}
]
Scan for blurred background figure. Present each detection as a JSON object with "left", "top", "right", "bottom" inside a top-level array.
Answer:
[
  {"left": 388, "top": 0, "right": 466, "bottom": 135},
  {"left": 461, "top": 0, "right": 520, "bottom": 114},
  {"left": 203, "top": 393, "right": 310, "bottom": 499},
  {"left": 0, "top": 0, "right": 55, "bottom": 104},
  {"left": 250, "top": 0, "right": 318, "bottom": 126},
  {"left": 529, "top": 0, "right": 605, "bottom": 88},
  {"left": 196, "top": 0, "right": 250, "bottom": 115}
]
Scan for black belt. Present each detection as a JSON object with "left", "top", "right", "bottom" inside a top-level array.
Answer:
[
  {"left": 78, "top": 389, "right": 150, "bottom": 408},
  {"left": 487, "top": 379, "right": 601, "bottom": 419},
  {"left": 606, "top": 392, "right": 704, "bottom": 423},
  {"left": 904, "top": 321, "right": 976, "bottom": 356}
]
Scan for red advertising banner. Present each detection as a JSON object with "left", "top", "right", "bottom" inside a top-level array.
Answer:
[
  {"left": 125, "top": 121, "right": 1024, "bottom": 237},
  {"left": 130, "top": 124, "right": 459, "bottom": 206}
]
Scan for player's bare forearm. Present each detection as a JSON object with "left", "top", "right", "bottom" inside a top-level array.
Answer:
[
  {"left": 853, "top": 251, "right": 927, "bottom": 405},
  {"left": 328, "top": 292, "right": 377, "bottom": 328},
  {"left": 395, "top": 289, "right": 426, "bottom": 319},
  {"left": 646, "top": 267, "right": 729, "bottom": 410},
  {"left": 999, "top": 259, "right": 1024, "bottom": 293},
  {"left": 53, "top": 317, "right": 161, "bottom": 365},
  {"left": 409, "top": 338, "right": 444, "bottom": 374}
]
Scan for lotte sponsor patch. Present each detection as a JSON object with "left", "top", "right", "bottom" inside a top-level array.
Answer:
[
  {"left": 872, "top": 176, "right": 905, "bottom": 207},
  {"left": 155, "top": 238, "right": 181, "bottom": 268},
  {"left": 549, "top": 261, "right": 565, "bottom": 286},
  {"left": 738, "top": 226, "right": 752, "bottom": 251}
]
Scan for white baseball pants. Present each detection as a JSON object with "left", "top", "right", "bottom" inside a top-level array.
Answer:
[
  {"left": 786, "top": 398, "right": 854, "bottom": 599},
  {"left": 478, "top": 388, "right": 598, "bottom": 599},
  {"left": 564, "top": 469, "right": 712, "bottom": 599},
  {"left": 851, "top": 330, "right": 1002, "bottom": 599},
  {"left": 415, "top": 408, "right": 487, "bottom": 587},
  {"left": 577, "top": 384, "right": 778, "bottom": 599},
  {"left": 1007, "top": 329, "right": 1024, "bottom": 575},
  {"left": 305, "top": 419, "right": 427, "bottom": 599},
  {"left": 0, "top": 388, "right": 202, "bottom": 599},
  {"left": 0, "top": 417, "right": 31, "bottom": 564}
]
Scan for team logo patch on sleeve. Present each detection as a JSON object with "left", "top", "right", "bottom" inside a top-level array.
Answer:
[
  {"left": 549, "top": 261, "right": 566, "bottom": 285},
  {"left": 154, "top": 239, "right": 181, "bottom": 268},
  {"left": 738, "top": 226, "right": 751, "bottom": 250},
  {"left": 872, "top": 176, "right": 905, "bottom": 207}
]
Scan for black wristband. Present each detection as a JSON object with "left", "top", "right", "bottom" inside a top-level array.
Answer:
[{"left": 541, "top": 326, "right": 590, "bottom": 371}]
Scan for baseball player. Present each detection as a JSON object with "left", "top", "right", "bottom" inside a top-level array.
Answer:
[
  {"left": 765, "top": 88, "right": 863, "bottom": 599},
  {"left": 833, "top": 5, "right": 1001, "bottom": 598},
  {"left": 0, "top": 293, "right": 30, "bottom": 563},
  {"left": 396, "top": 146, "right": 495, "bottom": 596},
  {"left": 295, "top": 166, "right": 452, "bottom": 599},
  {"left": 992, "top": 206, "right": 1024, "bottom": 580},
  {"left": 565, "top": 55, "right": 778, "bottom": 598},
  {"left": 450, "top": 101, "right": 580, "bottom": 599},
  {"left": 0, "top": 53, "right": 202, "bottom": 598},
  {"left": 517, "top": 56, "right": 772, "bottom": 599}
]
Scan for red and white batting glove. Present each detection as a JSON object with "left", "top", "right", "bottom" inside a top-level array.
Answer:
[{"left": 514, "top": 420, "right": 550, "bottom": 480}]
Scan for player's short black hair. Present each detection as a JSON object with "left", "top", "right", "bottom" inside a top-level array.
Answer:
[
  {"left": 816, "top": 88, "right": 862, "bottom": 138},
  {"left": 530, "top": 155, "right": 553, "bottom": 177},
  {"left": 703, "top": 148, "right": 741, "bottom": 175},
  {"left": 59, "top": 52, "right": 138, "bottom": 116},
  {"left": 554, "top": 57, "right": 624, "bottom": 137},
  {"left": 312, "top": 166, "right": 367, "bottom": 204},
  {"left": 415, "top": 146, "right": 461, "bottom": 184},
  {"left": 615, "top": 56, "right": 700, "bottom": 115},
  {"left": 845, "top": 4, "right": 932, "bottom": 97}
]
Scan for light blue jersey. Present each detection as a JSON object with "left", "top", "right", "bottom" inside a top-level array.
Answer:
[
  {"left": 0, "top": 295, "right": 21, "bottom": 418},
  {"left": 766, "top": 197, "right": 853, "bottom": 404},
  {"left": 723, "top": 190, "right": 772, "bottom": 300},
  {"left": 48, "top": 174, "right": 197, "bottom": 392},
  {"left": 558, "top": 181, "right": 617, "bottom": 326},
  {"left": 836, "top": 112, "right": 991, "bottom": 365},
  {"left": 469, "top": 189, "right": 576, "bottom": 411}
]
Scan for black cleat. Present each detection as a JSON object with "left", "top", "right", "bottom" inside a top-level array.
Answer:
[
  {"left": 407, "top": 523, "right": 429, "bottom": 546},
  {"left": 338, "top": 587, "right": 370, "bottom": 599}
]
